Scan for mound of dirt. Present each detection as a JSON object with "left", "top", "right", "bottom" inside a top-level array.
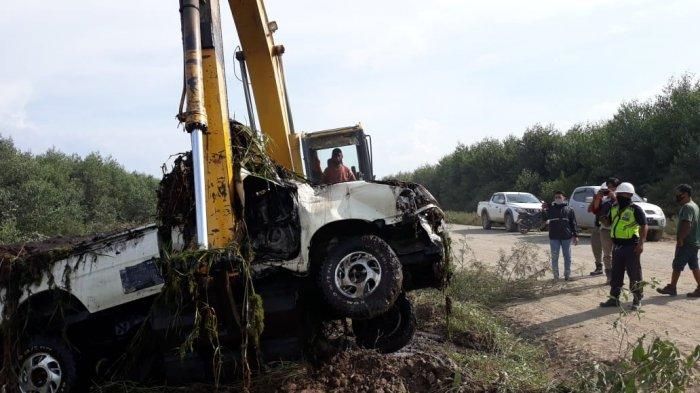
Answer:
[{"left": 278, "top": 343, "right": 459, "bottom": 393}]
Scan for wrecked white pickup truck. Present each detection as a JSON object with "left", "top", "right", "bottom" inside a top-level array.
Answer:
[{"left": 0, "top": 158, "right": 448, "bottom": 391}]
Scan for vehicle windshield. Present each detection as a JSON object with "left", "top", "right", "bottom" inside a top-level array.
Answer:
[
  {"left": 633, "top": 193, "right": 644, "bottom": 202},
  {"left": 505, "top": 193, "right": 540, "bottom": 203}
]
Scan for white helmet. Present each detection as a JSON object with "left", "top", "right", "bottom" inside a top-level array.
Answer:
[
  {"left": 600, "top": 182, "right": 608, "bottom": 190},
  {"left": 615, "top": 182, "right": 635, "bottom": 195}
]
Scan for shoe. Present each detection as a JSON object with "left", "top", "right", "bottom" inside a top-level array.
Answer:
[
  {"left": 687, "top": 287, "right": 700, "bottom": 298},
  {"left": 604, "top": 269, "right": 611, "bottom": 285},
  {"left": 599, "top": 298, "right": 620, "bottom": 308},
  {"left": 629, "top": 300, "right": 642, "bottom": 311},
  {"left": 565, "top": 276, "right": 573, "bottom": 281},
  {"left": 590, "top": 266, "right": 603, "bottom": 276},
  {"left": 656, "top": 284, "right": 677, "bottom": 297}
]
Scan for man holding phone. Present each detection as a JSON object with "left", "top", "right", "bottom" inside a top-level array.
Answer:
[{"left": 589, "top": 177, "right": 620, "bottom": 283}]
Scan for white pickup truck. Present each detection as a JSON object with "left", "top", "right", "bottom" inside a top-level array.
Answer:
[
  {"left": 0, "top": 169, "right": 447, "bottom": 391},
  {"left": 569, "top": 185, "right": 666, "bottom": 241},
  {"left": 477, "top": 192, "right": 543, "bottom": 232}
]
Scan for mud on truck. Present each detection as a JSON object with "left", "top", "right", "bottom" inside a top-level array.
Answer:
[{"left": 0, "top": 142, "right": 448, "bottom": 391}]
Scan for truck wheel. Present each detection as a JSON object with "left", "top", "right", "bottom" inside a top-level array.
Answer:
[
  {"left": 352, "top": 292, "right": 416, "bottom": 353},
  {"left": 18, "top": 336, "right": 78, "bottom": 393},
  {"left": 505, "top": 213, "right": 516, "bottom": 232},
  {"left": 647, "top": 229, "right": 663, "bottom": 242},
  {"left": 481, "top": 212, "right": 492, "bottom": 230},
  {"left": 318, "top": 235, "right": 402, "bottom": 320}
]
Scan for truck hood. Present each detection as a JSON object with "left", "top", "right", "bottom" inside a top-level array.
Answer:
[
  {"left": 509, "top": 202, "right": 542, "bottom": 210},
  {"left": 635, "top": 202, "right": 665, "bottom": 217}
]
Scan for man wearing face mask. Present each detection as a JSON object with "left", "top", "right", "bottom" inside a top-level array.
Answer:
[
  {"left": 657, "top": 184, "right": 700, "bottom": 298},
  {"left": 544, "top": 190, "right": 578, "bottom": 280},
  {"left": 594, "top": 178, "right": 620, "bottom": 284},
  {"left": 599, "top": 182, "right": 648, "bottom": 310}
]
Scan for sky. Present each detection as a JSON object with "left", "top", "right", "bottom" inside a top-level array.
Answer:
[{"left": 1, "top": 0, "right": 699, "bottom": 178}]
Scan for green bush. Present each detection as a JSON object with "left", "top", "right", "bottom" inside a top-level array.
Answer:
[{"left": 0, "top": 137, "right": 159, "bottom": 244}]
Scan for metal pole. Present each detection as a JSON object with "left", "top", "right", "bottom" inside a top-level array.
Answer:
[
  {"left": 181, "top": 0, "right": 209, "bottom": 249},
  {"left": 235, "top": 51, "right": 258, "bottom": 134},
  {"left": 274, "top": 45, "right": 296, "bottom": 134}
]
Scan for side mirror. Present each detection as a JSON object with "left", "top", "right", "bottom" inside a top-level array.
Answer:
[
  {"left": 644, "top": 197, "right": 648, "bottom": 202},
  {"left": 585, "top": 196, "right": 593, "bottom": 203}
]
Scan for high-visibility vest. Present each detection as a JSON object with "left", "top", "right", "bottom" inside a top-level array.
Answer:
[{"left": 611, "top": 204, "right": 640, "bottom": 240}]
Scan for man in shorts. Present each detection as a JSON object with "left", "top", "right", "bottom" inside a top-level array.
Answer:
[{"left": 657, "top": 184, "right": 700, "bottom": 297}]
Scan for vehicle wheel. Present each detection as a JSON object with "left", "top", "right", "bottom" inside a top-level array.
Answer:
[
  {"left": 505, "top": 213, "right": 516, "bottom": 232},
  {"left": 518, "top": 224, "right": 529, "bottom": 235},
  {"left": 352, "top": 292, "right": 416, "bottom": 353},
  {"left": 318, "top": 235, "right": 403, "bottom": 320},
  {"left": 17, "top": 336, "right": 78, "bottom": 393},
  {"left": 481, "top": 212, "right": 492, "bottom": 230},
  {"left": 647, "top": 229, "right": 663, "bottom": 242}
]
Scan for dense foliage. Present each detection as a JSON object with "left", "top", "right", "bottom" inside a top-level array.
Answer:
[
  {"left": 393, "top": 76, "right": 700, "bottom": 216},
  {"left": 0, "top": 137, "right": 159, "bottom": 244}
]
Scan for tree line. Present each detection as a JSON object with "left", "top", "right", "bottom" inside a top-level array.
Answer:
[
  {"left": 0, "top": 137, "right": 159, "bottom": 244},
  {"left": 392, "top": 76, "right": 700, "bottom": 216}
]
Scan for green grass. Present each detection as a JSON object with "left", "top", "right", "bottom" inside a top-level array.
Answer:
[
  {"left": 412, "top": 290, "right": 555, "bottom": 392},
  {"left": 445, "top": 211, "right": 481, "bottom": 226}
]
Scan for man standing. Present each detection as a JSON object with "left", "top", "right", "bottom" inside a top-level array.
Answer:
[
  {"left": 597, "top": 179, "right": 619, "bottom": 284},
  {"left": 589, "top": 177, "right": 620, "bottom": 280},
  {"left": 322, "top": 148, "right": 356, "bottom": 184},
  {"left": 600, "top": 182, "right": 648, "bottom": 310},
  {"left": 657, "top": 184, "right": 700, "bottom": 298},
  {"left": 544, "top": 191, "right": 578, "bottom": 281}
]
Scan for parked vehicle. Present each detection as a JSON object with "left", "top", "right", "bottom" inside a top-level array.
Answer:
[
  {"left": 569, "top": 185, "right": 666, "bottom": 241},
  {"left": 477, "top": 192, "right": 543, "bottom": 232}
]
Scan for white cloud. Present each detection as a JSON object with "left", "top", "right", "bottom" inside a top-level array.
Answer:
[{"left": 0, "top": 80, "right": 35, "bottom": 132}]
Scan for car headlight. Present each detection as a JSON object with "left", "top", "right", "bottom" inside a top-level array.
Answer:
[{"left": 515, "top": 208, "right": 526, "bottom": 213}]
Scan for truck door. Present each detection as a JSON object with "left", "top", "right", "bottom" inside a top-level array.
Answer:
[
  {"left": 571, "top": 187, "right": 595, "bottom": 228},
  {"left": 492, "top": 193, "right": 506, "bottom": 222}
]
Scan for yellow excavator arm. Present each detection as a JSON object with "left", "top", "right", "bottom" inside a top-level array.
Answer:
[
  {"left": 227, "top": 0, "right": 303, "bottom": 173},
  {"left": 179, "top": 0, "right": 303, "bottom": 248}
]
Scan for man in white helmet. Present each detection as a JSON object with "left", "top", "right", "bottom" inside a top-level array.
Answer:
[{"left": 599, "top": 182, "right": 648, "bottom": 311}]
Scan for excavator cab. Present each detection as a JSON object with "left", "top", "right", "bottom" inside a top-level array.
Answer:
[{"left": 301, "top": 124, "right": 374, "bottom": 184}]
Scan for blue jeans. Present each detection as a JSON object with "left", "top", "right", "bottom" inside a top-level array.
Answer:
[{"left": 550, "top": 238, "right": 572, "bottom": 279}]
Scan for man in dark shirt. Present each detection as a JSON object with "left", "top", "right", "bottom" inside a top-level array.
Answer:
[
  {"left": 599, "top": 182, "right": 648, "bottom": 310},
  {"left": 543, "top": 191, "right": 578, "bottom": 281}
]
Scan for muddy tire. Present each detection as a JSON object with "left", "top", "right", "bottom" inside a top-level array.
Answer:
[
  {"left": 481, "top": 212, "right": 492, "bottom": 230},
  {"left": 318, "top": 235, "right": 402, "bottom": 320},
  {"left": 518, "top": 224, "right": 529, "bottom": 234},
  {"left": 17, "top": 336, "right": 79, "bottom": 393},
  {"left": 647, "top": 229, "right": 663, "bottom": 242},
  {"left": 505, "top": 212, "right": 516, "bottom": 232},
  {"left": 352, "top": 292, "right": 416, "bottom": 353}
]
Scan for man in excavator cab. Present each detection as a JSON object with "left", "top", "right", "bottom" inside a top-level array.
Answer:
[{"left": 322, "top": 148, "right": 356, "bottom": 184}]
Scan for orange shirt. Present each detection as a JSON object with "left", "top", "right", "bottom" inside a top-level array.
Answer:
[{"left": 322, "top": 164, "right": 356, "bottom": 184}]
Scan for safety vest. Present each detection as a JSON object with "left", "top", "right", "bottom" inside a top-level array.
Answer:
[{"left": 611, "top": 204, "right": 640, "bottom": 240}]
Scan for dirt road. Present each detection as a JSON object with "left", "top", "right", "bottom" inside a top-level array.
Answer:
[{"left": 448, "top": 224, "right": 700, "bottom": 365}]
